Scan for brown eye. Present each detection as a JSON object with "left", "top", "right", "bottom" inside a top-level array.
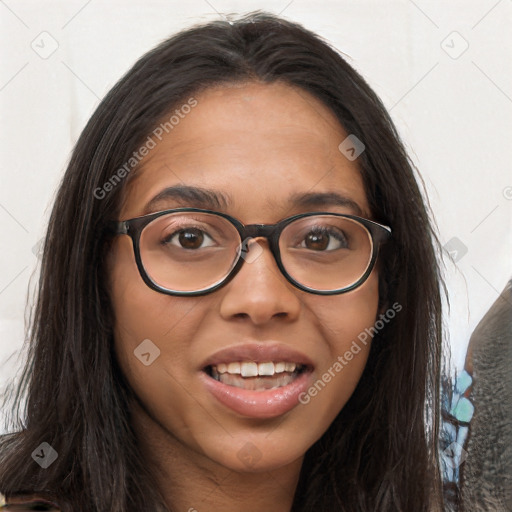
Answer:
[
  {"left": 300, "top": 227, "right": 348, "bottom": 251},
  {"left": 304, "top": 232, "right": 329, "bottom": 251},
  {"left": 177, "top": 228, "right": 205, "bottom": 249},
  {"left": 162, "top": 228, "right": 209, "bottom": 249}
]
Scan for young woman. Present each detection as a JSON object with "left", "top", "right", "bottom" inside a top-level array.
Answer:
[{"left": 0, "top": 12, "right": 447, "bottom": 512}]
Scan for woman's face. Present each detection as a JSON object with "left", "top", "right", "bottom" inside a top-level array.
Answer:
[{"left": 108, "top": 81, "right": 380, "bottom": 473}]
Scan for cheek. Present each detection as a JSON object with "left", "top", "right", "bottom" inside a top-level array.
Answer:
[
  {"left": 298, "top": 272, "right": 379, "bottom": 426},
  {"left": 314, "top": 271, "right": 380, "bottom": 348},
  {"left": 108, "top": 237, "right": 169, "bottom": 356},
  {"left": 109, "top": 262, "right": 215, "bottom": 448},
  {"left": 108, "top": 236, "right": 198, "bottom": 349},
  {"left": 107, "top": 238, "right": 201, "bottom": 414}
]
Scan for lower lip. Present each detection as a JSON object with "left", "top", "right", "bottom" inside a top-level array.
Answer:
[{"left": 199, "top": 370, "right": 313, "bottom": 419}]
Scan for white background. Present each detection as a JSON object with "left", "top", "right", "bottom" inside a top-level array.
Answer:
[{"left": 1, "top": 1, "right": 511, "bottom": 427}]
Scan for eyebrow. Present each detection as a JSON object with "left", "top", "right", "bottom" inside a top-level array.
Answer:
[
  {"left": 288, "top": 191, "right": 364, "bottom": 216},
  {"left": 143, "top": 185, "right": 231, "bottom": 214},
  {"left": 143, "top": 185, "right": 364, "bottom": 216}
]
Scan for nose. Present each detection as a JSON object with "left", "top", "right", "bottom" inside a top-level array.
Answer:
[{"left": 218, "top": 239, "right": 302, "bottom": 325}]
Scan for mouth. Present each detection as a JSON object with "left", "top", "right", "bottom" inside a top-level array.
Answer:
[
  {"left": 204, "top": 361, "right": 310, "bottom": 391},
  {"left": 199, "top": 344, "right": 315, "bottom": 419}
]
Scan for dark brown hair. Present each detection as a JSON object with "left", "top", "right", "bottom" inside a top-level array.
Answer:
[{"left": 1, "top": 12, "right": 446, "bottom": 511}]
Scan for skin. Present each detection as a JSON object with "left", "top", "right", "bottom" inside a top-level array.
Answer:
[{"left": 108, "top": 81, "right": 380, "bottom": 512}]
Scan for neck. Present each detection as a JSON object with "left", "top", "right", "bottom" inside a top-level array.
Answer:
[{"left": 132, "top": 401, "right": 303, "bottom": 512}]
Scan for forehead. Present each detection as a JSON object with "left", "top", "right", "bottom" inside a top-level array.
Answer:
[{"left": 121, "top": 81, "right": 370, "bottom": 221}]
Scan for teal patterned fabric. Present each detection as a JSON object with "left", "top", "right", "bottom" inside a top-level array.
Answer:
[{"left": 440, "top": 369, "right": 474, "bottom": 507}]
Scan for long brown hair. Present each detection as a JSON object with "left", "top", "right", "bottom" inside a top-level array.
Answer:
[{"left": 1, "top": 12, "right": 446, "bottom": 511}]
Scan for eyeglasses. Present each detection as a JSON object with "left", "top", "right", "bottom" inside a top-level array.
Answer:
[{"left": 107, "top": 208, "right": 391, "bottom": 296}]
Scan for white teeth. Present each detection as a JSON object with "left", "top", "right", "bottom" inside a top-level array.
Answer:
[
  {"left": 216, "top": 372, "right": 297, "bottom": 391},
  {"left": 274, "top": 362, "right": 286, "bottom": 373},
  {"left": 227, "top": 362, "right": 241, "bottom": 374},
  {"left": 285, "top": 362, "right": 296, "bottom": 372},
  {"left": 240, "top": 361, "right": 258, "bottom": 377},
  {"left": 211, "top": 361, "right": 302, "bottom": 377},
  {"left": 258, "top": 362, "right": 275, "bottom": 376}
]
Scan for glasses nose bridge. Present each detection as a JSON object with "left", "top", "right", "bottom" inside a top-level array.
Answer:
[
  {"left": 242, "top": 223, "right": 278, "bottom": 240},
  {"left": 241, "top": 223, "right": 281, "bottom": 251}
]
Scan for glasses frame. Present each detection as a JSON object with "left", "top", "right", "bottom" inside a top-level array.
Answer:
[{"left": 107, "top": 207, "right": 391, "bottom": 296}]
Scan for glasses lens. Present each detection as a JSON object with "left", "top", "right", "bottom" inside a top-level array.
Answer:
[
  {"left": 139, "top": 212, "right": 240, "bottom": 292},
  {"left": 138, "top": 212, "right": 375, "bottom": 294},
  {"left": 280, "top": 215, "right": 373, "bottom": 291}
]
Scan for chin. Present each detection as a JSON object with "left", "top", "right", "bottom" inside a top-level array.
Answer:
[{"left": 196, "top": 430, "right": 310, "bottom": 474}]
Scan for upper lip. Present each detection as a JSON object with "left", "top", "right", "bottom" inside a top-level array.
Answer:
[{"left": 201, "top": 343, "right": 315, "bottom": 370}]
